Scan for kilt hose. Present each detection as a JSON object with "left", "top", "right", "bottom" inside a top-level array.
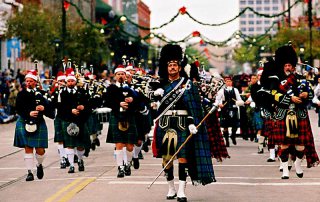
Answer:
[
  {"left": 14, "top": 116, "right": 48, "bottom": 148},
  {"left": 60, "top": 120, "right": 90, "bottom": 148},
  {"left": 106, "top": 113, "right": 138, "bottom": 144},
  {"left": 205, "top": 111, "right": 230, "bottom": 161}
]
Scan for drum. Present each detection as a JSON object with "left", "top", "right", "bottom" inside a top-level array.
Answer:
[{"left": 95, "top": 107, "right": 112, "bottom": 123}]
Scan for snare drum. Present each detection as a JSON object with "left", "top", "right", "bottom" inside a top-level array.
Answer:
[{"left": 95, "top": 107, "right": 112, "bottom": 123}]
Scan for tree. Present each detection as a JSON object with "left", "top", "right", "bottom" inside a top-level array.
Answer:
[
  {"left": 6, "top": 2, "right": 109, "bottom": 73},
  {"left": 6, "top": 2, "right": 60, "bottom": 65}
]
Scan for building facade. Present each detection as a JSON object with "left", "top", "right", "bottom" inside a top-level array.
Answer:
[{"left": 239, "top": 0, "right": 282, "bottom": 36}]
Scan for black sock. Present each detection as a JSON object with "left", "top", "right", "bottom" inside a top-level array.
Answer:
[
  {"left": 178, "top": 163, "right": 188, "bottom": 181},
  {"left": 165, "top": 165, "right": 174, "bottom": 181}
]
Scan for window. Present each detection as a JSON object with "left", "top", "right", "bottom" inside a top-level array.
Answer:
[
  {"left": 240, "top": 21, "right": 246, "bottom": 25},
  {"left": 249, "top": 21, "right": 254, "bottom": 25},
  {"left": 264, "top": 20, "right": 270, "bottom": 24},
  {"left": 256, "top": 20, "right": 262, "bottom": 24},
  {"left": 272, "top": 0, "right": 278, "bottom": 3},
  {"left": 241, "top": 27, "right": 247, "bottom": 32},
  {"left": 248, "top": 27, "right": 254, "bottom": 32},
  {"left": 248, "top": 14, "right": 254, "bottom": 18},
  {"left": 257, "top": 0, "right": 262, "bottom": 4},
  {"left": 240, "top": 14, "right": 246, "bottom": 18},
  {"left": 240, "top": 0, "right": 246, "bottom": 4},
  {"left": 248, "top": 0, "right": 254, "bottom": 4},
  {"left": 264, "top": 0, "right": 270, "bottom": 3},
  {"left": 273, "top": 6, "right": 278, "bottom": 11},
  {"left": 264, "top": 7, "right": 270, "bottom": 11},
  {"left": 257, "top": 27, "right": 262, "bottom": 31},
  {"left": 256, "top": 7, "right": 262, "bottom": 11}
]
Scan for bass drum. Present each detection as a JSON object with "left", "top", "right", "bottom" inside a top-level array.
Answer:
[{"left": 95, "top": 107, "right": 112, "bottom": 123}]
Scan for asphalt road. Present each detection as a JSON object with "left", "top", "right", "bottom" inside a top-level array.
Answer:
[{"left": 0, "top": 110, "right": 320, "bottom": 202}]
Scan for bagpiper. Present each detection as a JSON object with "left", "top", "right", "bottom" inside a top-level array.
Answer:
[{"left": 14, "top": 67, "right": 55, "bottom": 181}]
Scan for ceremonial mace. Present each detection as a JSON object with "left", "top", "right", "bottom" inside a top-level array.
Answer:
[{"left": 147, "top": 104, "right": 219, "bottom": 189}]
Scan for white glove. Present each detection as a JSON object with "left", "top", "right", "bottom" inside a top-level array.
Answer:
[
  {"left": 250, "top": 101, "right": 256, "bottom": 108},
  {"left": 154, "top": 88, "right": 164, "bottom": 97},
  {"left": 188, "top": 124, "right": 198, "bottom": 134},
  {"left": 236, "top": 100, "right": 245, "bottom": 107}
]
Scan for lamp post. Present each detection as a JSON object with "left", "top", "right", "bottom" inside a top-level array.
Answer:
[
  {"left": 308, "top": 0, "right": 313, "bottom": 65},
  {"left": 61, "top": 0, "right": 66, "bottom": 57}
]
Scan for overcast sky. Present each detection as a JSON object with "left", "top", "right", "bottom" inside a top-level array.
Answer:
[{"left": 142, "top": 0, "right": 239, "bottom": 42}]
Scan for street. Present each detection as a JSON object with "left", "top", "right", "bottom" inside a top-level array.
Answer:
[{"left": 1, "top": 110, "right": 320, "bottom": 202}]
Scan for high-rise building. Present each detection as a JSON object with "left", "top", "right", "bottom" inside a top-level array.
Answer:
[{"left": 239, "top": 0, "right": 282, "bottom": 36}]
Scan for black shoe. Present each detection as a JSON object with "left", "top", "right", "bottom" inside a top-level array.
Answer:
[
  {"left": 258, "top": 148, "right": 264, "bottom": 154},
  {"left": 166, "top": 194, "right": 177, "bottom": 200},
  {"left": 124, "top": 164, "right": 131, "bottom": 176},
  {"left": 91, "top": 142, "right": 96, "bottom": 151},
  {"left": 296, "top": 172, "right": 303, "bottom": 178},
  {"left": 288, "top": 165, "right": 292, "bottom": 171},
  {"left": 64, "top": 157, "right": 70, "bottom": 167},
  {"left": 78, "top": 160, "right": 85, "bottom": 172},
  {"left": 94, "top": 138, "right": 100, "bottom": 147},
  {"left": 68, "top": 166, "right": 75, "bottom": 173},
  {"left": 177, "top": 197, "right": 187, "bottom": 202},
  {"left": 132, "top": 158, "right": 140, "bottom": 169},
  {"left": 26, "top": 171, "right": 34, "bottom": 181},
  {"left": 74, "top": 155, "right": 78, "bottom": 163},
  {"left": 117, "top": 166, "right": 125, "bottom": 178},
  {"left": 36, "top": 164, "right": 44, "bottom": 179},
  {"left": 84, "top": 148, "right": 90, "bottom": 157},
  {"left": 60, "top": 162, "right": 67, "bottom": 169},
  {"left": 267, "top": 158, "right": 276, "bottom": 162},
  {"left": 281, "top": 176, "right": 289, "bottom": 179}
]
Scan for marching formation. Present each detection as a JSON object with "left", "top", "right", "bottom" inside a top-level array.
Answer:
[{"left": 11, "top": 43, "right": 320, "bottom": 201}]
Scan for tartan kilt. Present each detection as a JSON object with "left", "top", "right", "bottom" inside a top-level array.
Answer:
[
  {"left": 135, "top": 113, "right": 152, "bottom": 141},
  {"left": 54, "top": 117, "right": 64, "bottom": 142},
  {"left": 106, "top": 113, "right": 138, "bottom": 144},
  {"left": 14, "top": 116, "right": 48, "bottom": 148},
  {"left": 253, "top": 111, "right": 264, "bottom": 130},
  {"left": 261, "top": 118, "right": 273, "bottom": 138},
  {"left": 61, "top": 120, "right": 91, "bottom": 148},
  {"left": 205, "top": 111, "right": 230, "bottom": 161},
  {"left": 269, "top": 116, "right": 314, "bottom": 146},
  {"left": 86, "top": 113, "right": 99, "bottom": 135},
  {"left": 219, "top": 108, "right": 239, "bottom": 128}
]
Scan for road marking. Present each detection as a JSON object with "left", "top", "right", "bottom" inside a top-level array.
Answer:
[
  {"left": 45, "top": 178, "right": 83, "bottom": 202},
  {"left": 107, "top": 181, "right": 320, "bottom": 186},
  {"left": 58, "top": 178, "right": 96, "bottom": 202}
]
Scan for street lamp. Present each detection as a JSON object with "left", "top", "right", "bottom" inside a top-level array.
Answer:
[{"left": 299, "top": 46, "right": 305, "bottom": 64}]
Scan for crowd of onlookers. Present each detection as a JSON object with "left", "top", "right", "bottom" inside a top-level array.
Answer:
[{"left": 0, "top": 69, "right": 25, "bottom": 123}]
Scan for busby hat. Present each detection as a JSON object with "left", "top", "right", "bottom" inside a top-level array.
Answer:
[
  {"left": 57, "top": 71, "right": 66, "bottom": 81},
  {"left": 158, "top": 44, "right": 186, "bottom": 79},
  {"left": 65, "top": 68, "right": 76, "bottom": 81},
  {"left": 275, "top": 45, "right": 298, "bottom": 69},
  {"left": 25, "top": 69, "right": 38, "bottom": 81}
]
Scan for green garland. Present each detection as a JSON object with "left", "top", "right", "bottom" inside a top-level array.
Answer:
[{"left": 65, "top": 0, "right": 299, "bottom": 48}]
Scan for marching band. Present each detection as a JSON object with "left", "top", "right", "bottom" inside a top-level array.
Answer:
[{"left": 11, "top": 43, "right": 320, "bottom": 202}]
